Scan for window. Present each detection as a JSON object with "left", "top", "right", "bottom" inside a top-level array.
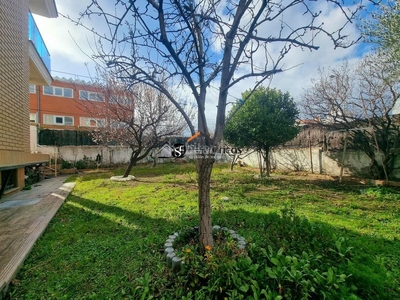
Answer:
[
  {"left": 55, "top": 116, "right": 63, "bottom": 124},
  {"left": 79, "top": 90, "right": 104, "bottom": 102},
  {"left": 109, "top": 96, "right": 134, "bottom": 105},
  {"left": 110, "top": 119, "right": 128, "bottom": 128},
  {"left": 44, "top": 114, "right": 74, "bottom": 126},
  {"left": 63, "top": 88, "right": 73, "bottom": 97},
  {"left": 30, "top": 113, "right": 37, "bottom": 123},
  {"left": 80, "top": 117, "right": 105, "bottom": 127},
  {"left": 43, "top": 86, "right": 73, "bottom": 98},
  {"left": 64, "top": 116, "right": 74, "bottom": 125},
  {"left": 29, "top": 84, "right": 36, "bottom": 94}
]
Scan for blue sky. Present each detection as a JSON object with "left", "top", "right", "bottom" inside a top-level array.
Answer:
[{"left": 34, "top": 0, "right": 376, "bottom": 127}]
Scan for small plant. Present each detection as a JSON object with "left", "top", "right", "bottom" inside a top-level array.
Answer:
[
  {"left": 61, "top": 159, "right": 73, "bottom": 169},
  {"left": 258, "top": 245, "right": 350, "bottom": 299},
  {"left": 131, "top": 273, "right": 153, "bottom": 300},
  {"left": 362, "top": 186, "right": 400, "bottom": 201},
  {"left": 329, "top": 236, "right": 353, "bottom": 261},
  {"left": 172, "top": 209, "right": 354, "bottom": 299},
  {"left": 175, "top": 232, "right": 253, "bottom": 299},
  {"left": 23, "top": 184, "right": 32, "bottom": 190},
  {"left": 24, "top": 166, "right": 41, "bottom": 186},
  {"left": 74, "top": 155, "right": 97, "bottom": 170}
]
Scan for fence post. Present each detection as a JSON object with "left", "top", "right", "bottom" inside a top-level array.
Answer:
[
  {"left": 308, "top": 130, "right": 313, "bottom": 174},
  {"left": 339, "top": 131, "right": 348, "bottom": 183}
]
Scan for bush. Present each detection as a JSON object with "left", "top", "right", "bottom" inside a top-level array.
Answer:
[
  {"left": 74, "top": 155, "right": 97, "bottom": 170},
  {"left": 24, "top": 166, "right": 41, "bottom": 188},
  {"left": 171, "top": 208, "right": 355, "bottom": 299},
  {"left": 61, "top": 159, "right": 73, "bottom": 169},
  {"left": 39, "top": 129, "right": 96, "bottom": 146}
]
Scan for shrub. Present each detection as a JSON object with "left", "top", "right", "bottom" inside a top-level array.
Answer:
[
  {"left": 74, "top": 155, "right": 97, "bottom": 170},
  {"left": 24, "top": 166, "right": 41, "bottom": 188},
  {"left": 61, "top": 159, "right": 73, "bottom": 169},
  {"left": 172, "top": 208, "right": 354, "bottom": 299}
]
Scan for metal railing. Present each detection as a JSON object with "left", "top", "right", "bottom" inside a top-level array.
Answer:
[{"left": 28, "top": 12, "right": 51, "bottom": 71}]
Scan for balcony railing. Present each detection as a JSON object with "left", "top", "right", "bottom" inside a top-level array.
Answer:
[{"left": 28, "top": 12, "right": 51, "bottom": 71}]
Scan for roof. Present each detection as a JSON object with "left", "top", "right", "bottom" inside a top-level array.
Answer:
[{"left": 30, "top": 0, "right": 58, "bottom": 18}]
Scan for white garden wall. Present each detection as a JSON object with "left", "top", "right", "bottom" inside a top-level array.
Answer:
[
  {"left": 36, "top": 145, "right": 400, "bottom": 179},
  {"left": 37, "top": 145, "right": 132, "bottom": 166},
  {"left": 242, "top": 147, "right": 400, "bottom": 179}
]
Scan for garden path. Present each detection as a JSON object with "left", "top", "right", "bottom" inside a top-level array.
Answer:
[{"left": 0, "top": 176, "right": 75, "bottom": 299}]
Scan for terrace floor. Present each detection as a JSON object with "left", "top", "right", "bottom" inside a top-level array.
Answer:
[{"left": 0, "top": 176, "right": 75, "bottom": 299}]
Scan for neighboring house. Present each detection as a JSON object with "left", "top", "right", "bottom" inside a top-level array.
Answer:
[
  {"left": 30, "top": 77, "right": 107, "bottom": 131},
  {"left": 157, "top": 142, "right": 174, "bottom": 159},
  {"left": 0, "top": 0, "right": 58, "bottom": 197}
]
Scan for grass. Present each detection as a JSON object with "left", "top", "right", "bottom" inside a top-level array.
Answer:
[{"left": 6, "top": 162, "right": 400, "bottom": 299}]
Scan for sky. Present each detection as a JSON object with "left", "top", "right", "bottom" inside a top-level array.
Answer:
[{"left": 34, "top": 0, "right": 375, "bottom": 128}]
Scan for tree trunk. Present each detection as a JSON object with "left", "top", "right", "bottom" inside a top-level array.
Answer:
[
  {"left": 260, "top": 147, "right": 271, "bottom": 177},
  {"left": 258, "top": 150, "right": 263, "bottom": 177},
  {"left": 369, "top": 158, "right": 383, "bottom": 179},
  {"left": 123, "top": 152, "right": 137, "bottom": 178},
  {"left": 383, "top": 152, "right": 396, "bottom": 180},
  {"left": 150, "top": 151, "right": 157, "bottom": 168},
  {"left": 230, "top": 153, "right": 238, "bottom": 171},
  {"left": 197, "top": 155, "right": 215, "bottom": 252},
  {"left": 263, "top": 148, "right": 271, "bottom": 177}
]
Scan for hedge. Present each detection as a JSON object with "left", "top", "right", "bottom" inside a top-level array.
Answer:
[{"left": 38, "top": 129, "right": 97, "bottom": 146}]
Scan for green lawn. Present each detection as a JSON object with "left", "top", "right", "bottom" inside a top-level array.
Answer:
[{"left": 7, "top": 163, "right": 400, "bottom": 299}]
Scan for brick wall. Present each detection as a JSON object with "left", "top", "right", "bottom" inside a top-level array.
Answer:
[
  {"left": 0, "top": 0, "right": 30, "bottom": 153},
  {"left": 30, "top": 80, "right": 107, "bottom": 130}
]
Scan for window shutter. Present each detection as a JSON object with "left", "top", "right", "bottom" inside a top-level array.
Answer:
[
  {"left": 43, "top": 86, "right": 53, "bottom": 95},
  {"left": 64, "top": 117, "right": 74, "bottom": 125},
  {"left": 44, "top": 115, "right": 54, "bottom": 124}
]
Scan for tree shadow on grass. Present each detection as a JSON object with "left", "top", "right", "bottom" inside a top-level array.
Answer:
[
  {"left": 65, "top": 195, "right": 199, "bottom": 244},
  {"left": 67, "top": 165, "right": 198, "bottom": 185},
  {"left": 260, "top": 176, "right": 371, "bottom": 192},
  {"left": 7, "top": 194, "right": 199, "bottom": 299},
  {"left": 58, "top": 195, "right": 400, "bottom": 299},
  {"left": 68, "top": 199, "right": 394, "bottom": 299},
  {"left": 8, "top": 195, "right": 399, "bottom": 299}
]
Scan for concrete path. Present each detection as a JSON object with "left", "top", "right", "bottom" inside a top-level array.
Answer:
[{"left": 0, "top": 176, "right": 75, "bottom": 298}]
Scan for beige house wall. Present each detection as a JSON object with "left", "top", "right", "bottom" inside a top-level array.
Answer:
[
  {"left": 0, "top": 0, "right": 50, "bottom": 194},
  {"left": 30, "top": 124, "right": 38, "bottom": 153},
  {"left": 0, "top": 0, "right": 30, "bottom": 154}
]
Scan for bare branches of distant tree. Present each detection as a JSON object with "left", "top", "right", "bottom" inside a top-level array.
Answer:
[
  {"left": 302, "top": 53, "right": 400, "bottom": 179},
  {"left": 77, "top": 70, "right": 194, "bottom": 178}
]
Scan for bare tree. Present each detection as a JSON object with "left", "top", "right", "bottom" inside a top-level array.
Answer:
[
  {"left": 77, "top": 72, "right": 191, "bottom": 178},
  {"left": 302, "top": 53, "right": 400, "bottom": 179},
  {"left": 66, "top": 0, "right": 366, "bottom": 249}
]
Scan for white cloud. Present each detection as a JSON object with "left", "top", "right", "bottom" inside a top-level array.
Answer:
[{"left": 34, "top": 1, "right": 102, "bottom": 78}]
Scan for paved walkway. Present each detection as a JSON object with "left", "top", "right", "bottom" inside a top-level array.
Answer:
[{"left": 0, "top": 176, "right": 75, "bottom": 298}]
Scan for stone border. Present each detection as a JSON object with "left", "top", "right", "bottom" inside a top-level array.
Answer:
[
  {"left": 110, "top": 175, "right": 136, "bottom": 182},
  {"left": 163, "top": 225, "right": 246, "bottom": 272}
]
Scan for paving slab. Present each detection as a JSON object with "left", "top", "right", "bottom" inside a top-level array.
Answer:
[{"left": 0, "top": 176, "right": 75, "bottom": 299}]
